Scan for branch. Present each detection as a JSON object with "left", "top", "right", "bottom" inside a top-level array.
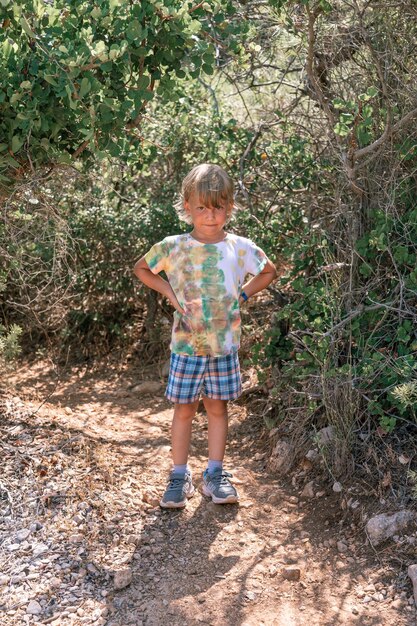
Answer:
[
  {"left": 238, "top": 124, "right": 266, "bottom": 203},
  {"left": 320, "top": 299, "right": 417, "bottom": 338},
  {"left": 305, "top": 6, "right": 336, "bottom": 127},
  {"left": 354, "top": 106, "right": 417, "bottom": 161},
  {"left": 72, "top": 140, "right": 89, "bottom": 159},
  {"left": 126, "top": 79, "right": 156, "bottom": 130}
]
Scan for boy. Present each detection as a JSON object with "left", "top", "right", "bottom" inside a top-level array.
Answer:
[{"left": 133, "top": 163, "right": 277, "bottom": 508}]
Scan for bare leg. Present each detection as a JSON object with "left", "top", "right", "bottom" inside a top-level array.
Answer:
[
  {"left": 203, "top": 397, "right": 228, "bottom": 462},
  {"left": 171, "top": 400, "right": 199, "bottom": 465}
]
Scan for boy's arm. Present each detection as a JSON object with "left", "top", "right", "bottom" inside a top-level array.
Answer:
[
  {"left": 239, "top": 258, "right": 277, "bottom": 304},
  {"left": 133, "top": 256, "right": 185, "bottom": 315}
]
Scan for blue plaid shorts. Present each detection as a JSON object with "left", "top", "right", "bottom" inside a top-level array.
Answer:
[{"left": 165, "top": 351, "right": 242, "bottom": 404}]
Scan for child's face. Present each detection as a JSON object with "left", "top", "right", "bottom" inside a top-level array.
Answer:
[{"left": 184, "top": 192, "right": 231, "bottom": 235}]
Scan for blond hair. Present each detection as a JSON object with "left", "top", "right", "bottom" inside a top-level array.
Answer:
[{"left": 174, "top": 163, "right": 241, "bottom": 225}]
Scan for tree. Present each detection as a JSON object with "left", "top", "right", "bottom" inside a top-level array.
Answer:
[{"left": 0, "top": 0, "right": 245, "bottom": 190}]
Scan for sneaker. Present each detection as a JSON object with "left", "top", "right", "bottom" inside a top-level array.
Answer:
[
  {"left": 201, "top": 468, "right": 239, "bottom": 504},
  {"left": 160, "top": 470, "right": 195, "bottom": 509}
]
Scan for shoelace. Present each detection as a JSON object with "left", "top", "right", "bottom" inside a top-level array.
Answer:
[
  {"left": 167, "top": 477, "right": 187, "bottom": 490},
  {"left": 211, "top": 471, "right": 233, "bottom": 486}
]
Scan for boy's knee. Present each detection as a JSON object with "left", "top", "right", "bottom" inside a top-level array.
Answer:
[
  {"left": 174, "top": 402, "right": 198, "bottom": 420},
  {"left": 203, "top": 398, "right": 228, "bottom": 420}
]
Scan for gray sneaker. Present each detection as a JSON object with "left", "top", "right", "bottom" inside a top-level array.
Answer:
[
  {"left": 160, "top": 470, "right": 195, "bottom": 509},
  {"left": 201, "top": 468, "right": 239, "bottom": 504}
]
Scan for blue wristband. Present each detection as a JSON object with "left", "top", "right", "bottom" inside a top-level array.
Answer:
[{"left": 240, "top": 290, "right": 249, "bottom": 302}]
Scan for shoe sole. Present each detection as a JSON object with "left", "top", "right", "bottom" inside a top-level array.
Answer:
[
  {"left": 201, "top": 484, "right": 239, "bottom": 504},
  {"left": 160, "top": 485, "right": 195, "bottom": 509}
]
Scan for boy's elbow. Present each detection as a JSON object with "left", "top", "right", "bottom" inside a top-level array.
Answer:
[
  {"left": 133, "top": 257, "right": 148, "bottom": 278},
  {"left": 133, "top": 264, "right": 145, "bottom": 281},
  {"left": 265, "top": 260, "right": 278, "bottom": 280}
]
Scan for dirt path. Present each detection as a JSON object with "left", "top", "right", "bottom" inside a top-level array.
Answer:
[{"left": 1, "top": 360, "right": 415, "bottom": 626}]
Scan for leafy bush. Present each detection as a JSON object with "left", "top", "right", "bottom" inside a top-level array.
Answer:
[{"left": 0, "top": 323, "right": 22, "bottom": 365}]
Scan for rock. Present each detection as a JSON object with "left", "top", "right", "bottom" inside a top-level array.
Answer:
[
  {"left": 398, "top": 454, "right": 410, "bottom": 465},
  {"left": 391, "top": 599, "right": 403, "bottom": 609},
  {"left": 7, "top": 543, "right": 20, "bottom": 551},
  {"left": 161, "top": 360, "right": 171, "bottom": 378},
  {"left": 132, "top": 381, "right": 161, "bottom": 394},
  {"left": 337, "top": 541, "right": 348, "bottom": 553},
  {"left": 366, "top": 510, "right": 416, "bottom": 545},
  {"left": 301, "top": 481, "right": 315, "bottom": 498},
  {"left": 333, "top": 482, "right": 342, "bottom": 493},
  {"left": 32, "top": 543, "right": 49, "bottom": 557},
  {"left": 317, "top": 426, "right": 335, "bottom": 444},
  {"left": 142, "top": 489, "right": 160, "bottom": 507},
  {"left": 287, "top": 495, "right": 299, "bottom": 504},
  {"left": 113, "top": 568, "right": 133, "bottom": 590},
  {"left": 305, "top": 449, "right": 319, "bottom": 462},
  {"left": 301, "top": 458, "right": 313, "bottom": 471},
  {"left": 268, "top": 440, "right": 293, "bottom": 473},
  {"left": 269, "top": 565, "right": 279, "bottom": 577},
  {"left": 68, "top": 534, "right": 84, "bottom": 543},
  {"left": 16, "top": 528, "right": 31, "bottom": 542},
  {"left": 0, "top": 575, "right": 9, "bottom": 586},
  {"left": 239, "top": 501, "right": 253, "bottom": 508},
  {"left": 408, "top": 564, "right": 417, "bottom": 606},
  {"left": 87, "top": 563, "right": 100, "bottom": 576},
  {"left": 245, "top": 591, "right": 256, "bottom": 600},
  {"left": 26, "top": 600, "right": 42, "bottom": 615},
  {"left": 372, "top": 593, "right": 385, "bottom": 602},
  {"left": 282, "top": 567, "right": 301, "bottom": 581},
  {"left": 11, "top": 573, "right": 26, "bottom": 583}
]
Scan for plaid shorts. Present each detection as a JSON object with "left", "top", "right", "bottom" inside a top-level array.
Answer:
[{"left": 165, "top": 351, "right": 242, "bottom": 404}]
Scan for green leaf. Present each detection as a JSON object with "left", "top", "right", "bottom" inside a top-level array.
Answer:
[
  {"left": 202, "top": 64, "right": 214, "bottom": 75},
  {"left": 20, "top": 16, "right": 36, "bottom": 38},
  {"left": 79, "top": 77, "right": 91, "bottom": 98},
  {"left": 137, "top": 75, "right": 150, "bottom": 90},
  {"left": 110, "top": 0, "right": 126, "bottom": 10},
  {"left": 340, "top": 113, "right": 354, "bottom": 124},
  {"left": 65, "top": 85, "right": 77, "bottom": 109},
  {"left": 334, "top": 122, "right": 350, "bottom": 137},
  {"left": 43, "top": 75, "right": 58, "bottom": 86},
  {"left": 4, "top": 155, "right": 21, "bottom": 168},
  {"left": 126, "top": 19, "right": 143, "bottom": 42},
  {"left": 11, "top": 135, "right": 24, "bottom": 153},
  {"left": 359, "top": 263, "right": 372, "bottom": 277},
  {"left": 90, "top": 6, "right": 101, "bottom": 19}
]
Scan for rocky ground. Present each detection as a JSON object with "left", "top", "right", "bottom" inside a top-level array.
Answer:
[{"left": 1, "top": 358, "right": 417, "bottom": 626}]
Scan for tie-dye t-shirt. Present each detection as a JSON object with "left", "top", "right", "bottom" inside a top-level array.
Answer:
[{"left": 144, "top": 233, "right": 268, "bottom": 357}]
